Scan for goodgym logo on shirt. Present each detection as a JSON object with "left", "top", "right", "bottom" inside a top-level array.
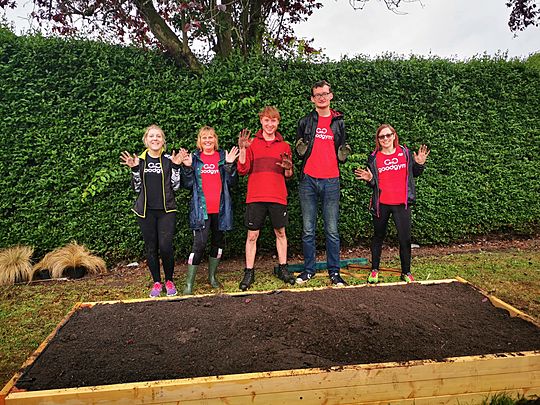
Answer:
[
  {"left": 201, "top": 163, "right": 219, "bottom": 175},
  {"left": 145, "top": 162, "right": 162, "bottom": 174},
  {"left": 378, "top": 153, "right": 406, "bottom": 173},
  {"left": 315, "top": 127, "right": 333, "bottom": 141}
]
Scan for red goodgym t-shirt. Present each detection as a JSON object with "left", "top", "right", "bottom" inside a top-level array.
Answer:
[
  {"left": 376, "top": 149, "right": 407, "bottom": 205},
  {"left": 303, "top": 115, "right": 339, "bottom": 178},
  {"left": 200, "top": 152, "right": 222, "bottom": 214}
]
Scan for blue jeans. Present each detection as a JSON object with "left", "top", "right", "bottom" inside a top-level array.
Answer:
[{"left": 299, "top": 175, "right": 340, "bottom": 275}]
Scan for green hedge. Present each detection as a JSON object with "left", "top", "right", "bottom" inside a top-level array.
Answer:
[{"left": 1, "top": 29, "right": 539, "bottom": 262}]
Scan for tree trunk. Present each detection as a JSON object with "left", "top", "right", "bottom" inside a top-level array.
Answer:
[
  {"left": 246, "top": 0, "right": 264, "bottom": 54},
  {"left": 213, "top": 0, "right": 233, "bottom": 57},
  {"left": 133, "top": 0, "right": 203, "bottom": 73}
]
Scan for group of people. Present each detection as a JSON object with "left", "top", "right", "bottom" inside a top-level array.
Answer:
[{"left": 121, "top": 80, "right": 430, "bottom": 297}]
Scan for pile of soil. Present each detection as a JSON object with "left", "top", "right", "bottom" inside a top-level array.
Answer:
[{"left": 17, "top": 281, "right": 540, "bottom": 391}]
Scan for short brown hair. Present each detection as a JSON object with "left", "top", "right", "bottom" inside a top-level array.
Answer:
[
  {"left": 258, "top": 106, "right": 281, "bottom": 121},
  {"left": 311, "top": 80, "right": 332, "bottom": 96}
]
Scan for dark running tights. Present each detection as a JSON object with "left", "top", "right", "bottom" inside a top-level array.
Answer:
[
  {"left": 137, "top": 210, "right": 176, "bottom": 283},
  {"left": 189, "top": 214, "right": 224, "bottom": 265},
  {"left": 371, "top": 204, "right": 411, "bottom": 274}
]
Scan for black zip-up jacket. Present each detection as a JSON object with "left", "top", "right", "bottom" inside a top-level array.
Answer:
[
  {"left": 130, "top": 149, "right": 182, "bottom": 218},
  {"left": 366, "top": 145, "right": 425, "bottom": 217},
  {"left": 295, "top": 109, "right": 349, "bottom": 180}
]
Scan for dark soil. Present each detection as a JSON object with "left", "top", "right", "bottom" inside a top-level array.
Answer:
[{"left": 17, "top": 281, "right": 540, "bottom": 391}]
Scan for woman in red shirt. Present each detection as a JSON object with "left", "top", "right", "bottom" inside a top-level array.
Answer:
[
  {"left": 355, "top": 124, "right": 429, "bottom": 284},
  {"left": 181, "top": 126, "right": 239, "bottom": 294}
]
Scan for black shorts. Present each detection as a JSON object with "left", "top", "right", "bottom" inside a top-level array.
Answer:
[{"left": 244, "top": 202, "right": 288, "bottom": 230}]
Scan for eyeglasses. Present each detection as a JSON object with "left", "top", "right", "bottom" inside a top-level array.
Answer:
[
  {"left": 377, "top": 133, "right": 393, "bottom": 140},
  {"left": 312, "top": 92, "right": 331, "bottom": 99}
]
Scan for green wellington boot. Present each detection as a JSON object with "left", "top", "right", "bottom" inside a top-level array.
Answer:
[
  {"left": 183, "top": 264, "right": 198, "bottom": 295},
  {"left": 208, "top": 257, "right": 221, "bottom": 289}
]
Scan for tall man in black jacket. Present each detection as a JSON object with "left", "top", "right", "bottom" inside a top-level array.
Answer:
[{"left": 295, "top": 80, "right": 351, "bottom": 286}]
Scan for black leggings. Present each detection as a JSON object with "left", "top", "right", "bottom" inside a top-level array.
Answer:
[
  {"left": 137, "top": 210, "right": 176, "bottom": 283},
  {"left": 371, "top": 204, "right": 411, "bottom": 274},
  {"left": 188, "top": 213, "right": 224, "bottom": 265}
]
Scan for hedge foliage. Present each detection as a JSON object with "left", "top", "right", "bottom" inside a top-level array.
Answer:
[{"left": 1, "top": 29, "right": 539, "bottom": 262}]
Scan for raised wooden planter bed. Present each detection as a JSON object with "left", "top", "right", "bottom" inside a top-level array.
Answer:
[{"left": 2, "top": 278, "right": 539, "bottom": 404}]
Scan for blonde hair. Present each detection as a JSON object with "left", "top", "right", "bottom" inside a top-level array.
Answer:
[
  {"left": 196, "top": 125, "right": 219, "bottom": 151},
  {"left": 142, "top": 124, "right": 166, "bottom": 150}
]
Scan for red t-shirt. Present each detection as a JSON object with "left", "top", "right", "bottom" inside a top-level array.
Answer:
[
  {"left": 237, "top": 131, "right": 291, "bottom": 205},
  {"left": 376, "top": 149, "right": 407, "bottom": 205},
  {"left": 303, "top": 115, "right": 339, "bottom": 179},
  {"left": 200, "top": 152, "right": 222, "bottom": 214}
]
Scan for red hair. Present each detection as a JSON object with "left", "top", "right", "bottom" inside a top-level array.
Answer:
[{"left": 258, "top": 106, "right": 281, "bottom": 121}]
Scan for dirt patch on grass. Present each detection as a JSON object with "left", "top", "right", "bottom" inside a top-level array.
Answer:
[{"left": 16, "top": 281, "right": 540, "bottom": 391}]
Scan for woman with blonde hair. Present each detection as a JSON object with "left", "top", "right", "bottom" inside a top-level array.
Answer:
[
  {"left": 355, "top": 124, "right": 429, "bottom": 284},
  {"left": 121, "top": 124, "right": 185, "bottom": 297},
  {"left": 181, "top": 126, "right": 239, "bottom": 294}
]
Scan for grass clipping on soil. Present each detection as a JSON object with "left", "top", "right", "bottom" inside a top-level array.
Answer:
[
  {"left": 33, "top": 242, "right": 106, "bottom": 278},
  {"left": 0, "top": 245, "right": 34, "bottom": 285}
]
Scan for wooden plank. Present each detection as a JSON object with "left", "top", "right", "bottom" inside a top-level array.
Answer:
[
  {"left": 5, "top": 352, "right": 539, "bottom": 404},
  {"left": 5, "top": 374, "right": 539, "bottom": 404},
  {"left": 455, "top": 276, "right": 540, "bottom": 327}
]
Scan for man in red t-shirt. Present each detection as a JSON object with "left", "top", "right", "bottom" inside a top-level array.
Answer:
[
  {"left": 237, "top": 106, "right": 294, "bottom": 290},
  {"left": 295, "top": 80, "right": 351, "bottom": 287}
]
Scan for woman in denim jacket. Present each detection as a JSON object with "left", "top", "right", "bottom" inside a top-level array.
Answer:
[{"left": 181, "top": 126, "right": 239, "bottom": 294}]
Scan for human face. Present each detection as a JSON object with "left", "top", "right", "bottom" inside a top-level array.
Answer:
[
  {"left": 144, "top": 128, "right": 165, "bottom": 153},
  {"left": 377, "top": 128, "right": 395, "bottom": 151},
  {"left": 200, "top": 132, "right": 217, "bottom": 154},
  {"left": 260, "top": 116, "right": 279, "bottom": 138},
  {"left": 311, "top": 85, "right": 333, "bottom": 109}
]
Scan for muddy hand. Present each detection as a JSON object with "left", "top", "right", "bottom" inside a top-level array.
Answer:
[
  {"left": 276, "top": 152, "right": 292, "bottom": 170},
  {"left": 238, "top": 129, "right": 252, "bottom": 150}
]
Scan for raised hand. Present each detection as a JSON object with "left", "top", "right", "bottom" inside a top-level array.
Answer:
[
  {"left": 171, "top": 149, "right": 183, "bottom": 165},
  {"left": 238, "top": 129, "right": 252, "bottom": 150},
  {"left": 226, "top": 146, "right": 239, "bottom": 163},
  {"left": 413, "top": 144, "right": 430, "bottom": 165},
  {"left": 354, "top": 167, "right": 373, "bottom": 182},
  {"left": 180, "top": 148, "right": 192, "bottom": 167},
  {"left": 120, "top": 151, "right": 139, "bottom": 168},
  {"left": 276, "top": 152, "right": 292, "bottom": 170}
]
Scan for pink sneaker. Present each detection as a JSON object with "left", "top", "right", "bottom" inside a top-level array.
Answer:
[
  {"left": 149, "top": 282, "right": 162, "bottom": 298},
  {"left": 165, "top": 280, "right": 177, "bottom": 296}
]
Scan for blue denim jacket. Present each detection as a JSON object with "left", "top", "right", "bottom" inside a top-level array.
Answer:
[{"left": 181, "top": 149, "right": 237, "bottom": 231}]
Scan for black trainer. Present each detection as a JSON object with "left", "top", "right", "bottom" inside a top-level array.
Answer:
[
  {"left": 274, "top": 264, "right": 295, "bottom": 285},
  {"left": 330, "top": 273, "right": 347, "bottom": 287},
  {"left": 295, "top": 271, "right": 314, "bottom": 285},
  {"left": 239, "top": 268, "right": 255, "bottom": 291}
]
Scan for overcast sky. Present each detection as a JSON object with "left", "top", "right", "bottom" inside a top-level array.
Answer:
[
  {"left": 295, "top": 0, "right": 540, "bottom": 60},
  {"left": 3, "top": 0, "right": 539, "bottom": 60}
]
